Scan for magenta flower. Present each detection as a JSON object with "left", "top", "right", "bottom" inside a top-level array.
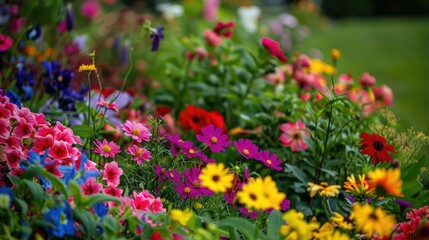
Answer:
[
  {"left": 184, "top": 167, "right": 214, "bottom": 197},
  {"left": 173, "top": 178, "right": 197, "bottom": 199},
  {"left": 125, "top": 145, "right": 151, "bottom": 164},
  {"left": 181, "top": 140, "right": 200, "bottom": 159},
  {"left": 81, "top": 178, "right": 102, "bottom": 196},
  {"left": 96, "top": 98, "right": 118, "bottom": 112},
  {"left": 166, "top": 134, "right": 184, "bottom": 157},
  {"left": 197, "top": 152, "right": 216, "bottom": 164},
  {"left": 93, "top": 139, "right": 121, "bottom": 158},
  {"left": 257, "top": 150, "right": 283, "bottom": 171},
  {"left": 234, "top": 139, "right": 259, "bottom": 159},
  {"left": 279, "top": 120, "right": 310, "bottom": 152},
  {"left": 103, "top": 161, "right": 123, "bottom": 187},
  {"left": 196, "top": 124, "right": 231, "bottom": 153},
  {"left": 121, "top": 120, "right": 151, "bottom": 143},
  {"left": 164, "top": 169, "right": 181, "bottom": 182},
  {"left": 0, "top": 34, "right": 13, "bottom": 52},
  {"left": 154, "top": 164, "right": 166, "bottom": 182},
  {"left": 103, "top": 185, "right": 123, "bottom": 197},
  {"left": 359, "top": 72, "right": 376, "bottom": 87}
]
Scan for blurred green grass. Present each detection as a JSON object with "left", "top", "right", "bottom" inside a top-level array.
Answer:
[
  {"left": 299, "top": 17, "right": 429, "bottom": 142},
  {"left": 299, "top": 17, "right": 429, "bottom": 157}
]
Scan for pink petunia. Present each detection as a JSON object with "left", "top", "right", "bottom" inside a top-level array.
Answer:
[
  {"left": 48, "top": 140, "right": 70, "bottom": 161},
  {"left": 120, "top": 120, "right": 151, "bottom": 143},
  {"left": 103, "top": 161, "right": 123, "bottom": 187},
  {"left": 0, "top": 118, "right": 10, "bottom": 139},
  {"left": 1, "top": 135, "right": 21, "bottom": 153},
  {"left": 13, "top": 119, "right": 33, "bottom": 138},
  {"left": 132, "top": 191, "right": 154, "bottom": 212},
  {"left": 103, "top": 185, "right": 123, "bottom": 197},
  {"left": 279, "top": 120, "right": 310, "bottom": 152},
  {"left": 6, "top": 150, "right": 21, "bottom": 169},
  {"left": 93, "top": 139, "right": 121, "bottom": 158},
  {"left": 81, "top": 178, "right": 103, "bottom": 196},
  {"left": 125, "top": 145, "right": 151, "bottom": 164},
  {"left": 32, "top": 135, "right": 54, "bottom": 154},
  {"left": 374, "top": 84, "right": 393, "bottom": 106}
]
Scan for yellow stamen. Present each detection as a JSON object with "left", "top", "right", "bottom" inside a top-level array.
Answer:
[
  {"left": 132, "top": 128, "right": 140, "bottom": 136},
  {"left": 243, "top": 149, "right": 249, "bottom": 155},
  {"left": 210, "top": 136, "right": 218, "bottom": 144},
  {"left": 102, "top": 145, "right": 112, "bottom": 153}
]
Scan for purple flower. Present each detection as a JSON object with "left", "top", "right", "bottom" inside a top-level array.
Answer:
[
  {"left": 181, "top": 140, "right": 200, "bottom": 158},
  {"left": 197, "top": 152, "right": 216, "bottom": 163},
  {"left": 154, "top": 164, "right": 166, "bottom": 182},
  {"left": 196, "top": 124, "right": 231, "bottom": 153},
  {"left": 150, "top": 27, "right": 164, "bottom": 52},
  {"left": 173, "top": 178, "right": 197, "bottom": 199},
  {"left": 184, "top": 168, "right": 214, "bottom": 196},
  {"left": 257, "top": 150, "right": 283, "bottom": 171},
  {"left": 166, "top": 133, "right": 184, "bottom": 157},
  {"left": 164, "top": 169, "right": 181, "bottom": 182},
  {"left": 234, "top": 139, "right": 259, "bottom": 159},
  {"left": 239, "top": 207, "right": 258, "bottom": 218},
  {"left": 224, "top": 191, "right": 237, "bottom": 204},
  {"left": 395, "top": 199, "right": 413, "bottom": 208}
]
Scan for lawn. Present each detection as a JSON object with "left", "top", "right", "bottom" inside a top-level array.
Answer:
[{"left": 299, "top": 17, "right": 429, "bottom": 154}]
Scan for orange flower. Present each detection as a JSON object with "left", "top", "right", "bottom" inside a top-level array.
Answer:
[{"left": 369, "top": 168, "right": 403, "bottom": 197}]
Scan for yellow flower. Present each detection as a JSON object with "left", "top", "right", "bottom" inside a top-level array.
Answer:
[
  {"left": 331, "top": 49, "right": 340, "bottom": 61},
  {"left": 310, "top": 59, "right": 336, "bottom": 75},
  {"left": 307, "top": 182, "right": 341, "bottom": 198},
  {"left": 323, "top": 231, "right": 350, "bottom": 240},
  {"left": 170, "top": 208, "right": 193, "bottom": 226},
  {"left": 312, "top": 222, "right": 334, "bottom": 239},
  {"left": 282, "top": 210, "right": 319, "bottom": 240},
  {"left": 368, "top": 168, "right": 403, "bottom": 197},
  {"left": 237, "top": 178, "right": 270, "bottom": 210},
  {"left": 262, "top": 176, "right": 286, "bottom": 210},
  {"left": 330, "top": 212, "right": 353, "bottom": 230},
  {"left": 351, "top": 203, "right": 396, "bottom": 237},
  {"left": 78, "top": 64, "right": 97, "bottom": 72},
  {"left": 199, "top": 163, "right": 234, "bottom": 193}
]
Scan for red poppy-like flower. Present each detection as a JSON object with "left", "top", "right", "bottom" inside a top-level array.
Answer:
[
  {"left": 179, "top": 105, "right": 227, "bottom": 134},
  {"left": 261, "top": 37, "right": 287, "bottom": 63},
  {"left": 213, "top": 21, "right": 235, "bottom": 38},
  {"left": 359, "top": 133, "right": 396, "bottom": 165}
]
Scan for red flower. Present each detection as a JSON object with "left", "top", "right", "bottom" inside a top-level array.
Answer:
[
  {"left": 213, "top": 21, "right": 235, "bottom": 38},
  {"left": 179, "top": 105, "right": 227, "bottom": 134},
  {"left": 261, "top": 37, "right": 287, "bottom": 63},
  {"left": 359, "top": 133, "right": 396, "bottom": 165}
]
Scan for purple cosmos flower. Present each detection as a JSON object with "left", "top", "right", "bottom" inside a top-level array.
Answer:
[
  {"left": 150, "top": 27, "right": 164, "bottom": 52},
  {"left": 234, "top": 139, "right": 259, "bottom": 159},
  {"left": 154, "top": 164, "right": 166, "bottom": 182},
  {"left": 239, "top": 207, "right": 258, "bottom": 218},
  {"left": 166, "top": 133, "right": 184, "bottom": 157},
  {"left": 181, "top": 140, "right": 200, "bottom": 158},
  {"left": 224, "top": 191, "right": 237, "bottom": 205},
  {"left": 184, "top": 168, "right": 214, "bottom": 196},
  {"left": 164, "top": 169, "right": 181, "bottom": 182},
  {"left": 173, "top": 178, "right": 198, "bottom": 199},
  {"left": 196, "top": 124, "right": 231, "bottom": 153},
  {"left": 197, "top": 152, "right": 216, "bottom": 163},
  {"left": 257, "top": 150, "right": 283, "bottom": 171}
]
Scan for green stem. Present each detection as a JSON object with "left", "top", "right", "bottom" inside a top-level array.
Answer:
[{"left": 316, "top": 104, "right": 334, "bottom": 182}]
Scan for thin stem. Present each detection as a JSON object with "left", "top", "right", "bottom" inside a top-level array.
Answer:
[{"left": 316, "top": 104, "right": 334, "bottom": 182}]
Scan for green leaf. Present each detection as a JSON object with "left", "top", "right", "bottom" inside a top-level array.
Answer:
[
  {"left": 22, "top": 180, "right": 44, "bottom": 204},
  {"left": 70, "top": 125, "right": 94, "bottom": 138},
  {"left": 82, "top": 194, "right": 120, "bottom": 208},
  {"left": 402, "top": 155, "right": 426, "bottom": 181},
  {"left": 101, "top": 216, "right": 120, "bottom": 236},
  {"left": 39, "top": 171, "right": 68, "bottom": 198},
  {"left": 402, "top": 180, "right": 423, "bottom": 197},
  {"left": 285, "top": 164, "right": 308, "bottom": 184},
  {"left": 218, "top": 217, "right": 266, "bottom": 240},
  {"left": 14, "top": 198, "right": 28, "bottom": 215},
  {"left": 73, "top": 209, "right": 98, "bottom": 237},
  {"left": 267, "top": 211, "right": 283, "bottom": 240},
  {"left": 70, "top": 182, "right": 83, "bottom": 207}
]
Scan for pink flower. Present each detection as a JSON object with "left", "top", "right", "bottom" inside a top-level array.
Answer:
[
  {"left": 125, "top": 145, "right": 151, "bottom": 164},
  {"left": 0, "top": 118, "right": 10, "bottom": 139},
  {"left": 213, "top": 21, "right": 235, "bottom": 38},
  {"left": 103, "top": 161, "right": 123, "bottom": 187},
  {"left": 103, "top": 185, "right": 123, "bottom": 197},
  {"left": 81, "top": 178, "right": 102, "bottom": 195},
  {"left": 120, "top": 120, "right": 151, "bottom": 143},
  {"left": 265, "top": 68, "right": 285, "bottom": 85},
  {"left": 196, "top": 124, "right": 231, "bottom": 153},
  {"left": 96, "top": 98, "right": 118, "bottom": 112},
  {"left": 80, "top": 0, "right": 100, "bottom": 20},
  {"left": 150, "top": 197, "right": 165, "bottom": 212},
  {"left": 359, "top": 72, "right": 376, "bottom": 87},
  {"left": 1, "top": 135, "right": 21, "bottom": 153},
  {"left": 32, "top": 135, "right": 54, "bottom": 154},
  {"left": 0, "top": 34, "right": 14, "bottom": 52},
  {"left": 374, "top": 84, "right": 393, "bottom": 106},
  {"left": 132, "top": 191, "right": 153, "bottom": 212},
  {"left": 93, "top": 139, "right": 121, "bottom": 158},
  {"left": 0, "top": 103, "right": 11, "bottom": 120},
  {"left": 48, "top": 140, "right": 70, "bottom": 160},
  {"left": 6, "top": 150, "right": 21, "bottom": 169},
  {"left": 233, "top": 139, "right": 259, "bottom": 159},
  {"left": 204, "top": 29, "right": 222, "bottom": 46},
  {"left": 279, "top": 120, "right": 310, "bottom": 152},
  {"left": 203, "top": 0, "right": 219, "bottom": 21},
  {"left": 13, "top": 119, "right": 33, "bottom": 138},
  {"left": 261, "top": 37, "right": 287, "bottom": 63}
]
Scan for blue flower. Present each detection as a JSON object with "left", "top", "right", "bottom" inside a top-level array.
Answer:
[
  {"left": 5, "top": 90, "right": 21, "bottom": 108},
  {"left": 57, "top": 153, "right": 99, "bottom": 185},
  {"left": 43, "top": 201, "right": 76, "bottom": 237},
  {"left": 0, "top": 187, "right": 14, "bottom": 208},
  {"left": 26, "top": 25, "right": 41, "bottom": 40},
  {"left": 93, "top": 203, "right": 108, "bottom": 218},
  {"left": 149, "top": 27, "right": 164, "bottom": 52},
  {"left": 20, "top": 151, "right": 53, "bottom": 191}
]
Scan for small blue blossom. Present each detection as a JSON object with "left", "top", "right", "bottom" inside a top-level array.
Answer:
[
  {"left": 0, "top": 187, "right": 14, "bottom": 208},
  {"left": 149, "top": 27, "right": 164, "bottom": 52},
  {"left": 43, "top": 201, "right": 76, "bottom": 237},
  {"left": 93, "top": 203, "right": 108, "bottom": 218},
  {"left": 5, "top": 90, "right": 21, "bottom": 108},
  {"left": 26, "top": 25, "right": 41, "bottom": 40}
]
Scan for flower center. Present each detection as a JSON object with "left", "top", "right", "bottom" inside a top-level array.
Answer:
[
  {"left": 189, "top": 149, "right": 195, "bottom": 154},
  {"left": 170, "top": 172, "right": 174, "bottom": 178},
  {"left": 249, "top": 193, "right": 257, "bottom": 201},
  {"left": 212, "top": 175, "right": 220, "bottom": 182},
  {"left": 243, "top": 149, "right": 249, "bottom": 155},
  {"left": 210, "top": 136, "right": 218, "bottom": 144},
  {"left": 369, "top": 212, "right": 378, "bottom": 221},
  {"left": 102, "top": 145, "right": 112, "bottom": 153},
  {"left": 136, "top": 148, "right": 143, "bottom": 157},
  {"left": 132, "top": 128, "right": 140, "bottom": 136},
  {"left": 192, "top": 181, "right": 201, "bottom": 188},
  {"left": 266, "top": 159, "right": 272, "bottom": 165},
  {"left": 58, "top": 76, "right": 63, "bottom": 82},
  {"left": 184, "top": 187, "right": 191, "bottom": 193},
  {"left": 292, "top": 131, "right": 301, "bottom": 140},
  {"left": 373, "top": 141, "right": 384, "bottom": 151}
]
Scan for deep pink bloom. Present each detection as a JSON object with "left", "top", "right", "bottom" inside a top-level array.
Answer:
[
  {"left": 150, "top": 197, "right": 165, "bottom": 212},
  {"left": 213, "top": 21, "right": 235, "bottom": 38},
  {"left": 125, "top": 145, "right": 151, "bottom": 164},
  {"left": 204, "top": 29, "right": 222, "bottom": 46},
  {"left": 0, "top": 118, "right": 10, "bottom": 139},
  {"left": 0, "top": 103, "right": 11, "bottom": 120},
  {"left": 197, "top": 152, "right": 216, "bottom": 163},
  {"left": 173, "top": 179, "right": 198, "bottom": 199},
  {"left": 265, "top": 68, "right": 285, "bottom": 85},
  {"left": 261, "top": 37, "right": 287, "bottom": 63},
  {"left": 0, "top": 34, "right": 13, "bottom": 52},
  {"left": 154, "top": 164, "right": 166, "bottom": 182},
  {"left": 80, "top": 0, "right": 100, "bottom": 20},
  {"left": 13, "top": 119, "right": 33, "bottom": 138},
  {"left": 1, "top": 135, "right": 21, "bottom": 153},
  {"left": 279, "top": 120, "right": 310, "bottom": 152},
  {"left": 132, "top": 191, "right": 153, "bottom": 212},
  {"left": 93, "top": 139, "right": 121, "bottom": 158},
  {"left": 96, "top": 98, "right": 118, "bottom": 112},
  {"left": 48, "top": 140, "right": 70, "bottom": 160},
  {"left": 359, "top": 72, "right": 376, "bottom": 87},
  {"left": 181, "top": 140, "right": 200, "bottom": 159},
  {"left": 196, "top": 124, "right": 231, "bottom": 153},
  {"left": 374, "top": 84, "right": 393, "bottom": 106},
  {"left": 239, "top": 207, "right": 258, "bottom": 218},
  {"left": 44, "top": 158, "right": 63, "bottom": 177},
  {"left": 203, "top": 0, "right": 219, "bottom": 21},
  {"left": 81, "top": 178, "right": 103, "bottom": 195},
  {"left": 103, "top": 161, "right": 123, "bottom": 187},
  {"left": 234, "top": 139, "right": 259, "bottom": 159},
  {"left": 257, "top": 150, "right": 283, "bottom": 171},
  {"left": 103, "top": 185, "right": 123, "bottom": 197},
  {"left": 293, "top": 54, "right": 311, "bottom": 70},
  {"left": 121, "top": 120, "right": 151, "bottom": 143},
  {"left": 32, "top": 135, "right": 54, "bottom": 154},
  {"left": 6, "top": 150, "right": 21, "bottom": 169},
  {"left": 166, "top": 133, "right": 184, "bottom": 157}
]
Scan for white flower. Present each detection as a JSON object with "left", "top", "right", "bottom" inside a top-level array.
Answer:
[
  {"left": 156, "top": 3, "right": 184, "bottom": 21},
  {"left": 237, "top": 6, "right": 261, "bottom": 33}
]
